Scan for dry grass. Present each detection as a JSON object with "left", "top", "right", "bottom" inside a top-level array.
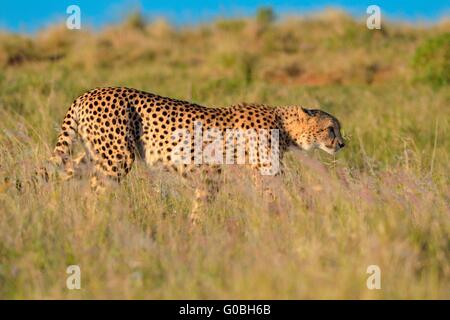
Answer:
[{"left": 0, "top": 11, "right": 449, "bottom": 299}]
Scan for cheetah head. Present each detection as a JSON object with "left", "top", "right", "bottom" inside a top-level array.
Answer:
[{"left": 290, "top": 107, "right": 345, "bottom": 155}]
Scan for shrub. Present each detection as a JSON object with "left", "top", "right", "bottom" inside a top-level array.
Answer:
[
  {"left": 124, "top": 11, "right": 147, "bottom": 31},
  {"left": 412, "top": 33, "right": 450, "bottom": 87},
  {"left": 256, "top": 7, "right": 276, "bottom": 28},
  {"left": 216, "top": 19, "right": 246, "bottom": 33},
  {"left": 0, "top": 34, "right": 38, "bottom": 67}
]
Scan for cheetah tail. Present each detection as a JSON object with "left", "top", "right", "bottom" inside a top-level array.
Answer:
[{"left": 49, "top": 99, "right": 80, "bottom": 168}]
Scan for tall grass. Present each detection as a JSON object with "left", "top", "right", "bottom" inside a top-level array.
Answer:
[{"left": 0, "top": 11, "right": 449, "bottom": 299}]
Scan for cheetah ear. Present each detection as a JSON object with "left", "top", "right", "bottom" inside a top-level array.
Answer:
[{"left": 301, "top": 107, "right": 314, "bottom": 117}]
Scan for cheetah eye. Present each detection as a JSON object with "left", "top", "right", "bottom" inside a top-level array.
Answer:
[{"left": 328, "top": 127, "right": 335, "bottom": 138}]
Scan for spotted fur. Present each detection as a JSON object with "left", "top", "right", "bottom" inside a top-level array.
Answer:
[{"left": 50, "top": 87, "right": 344, "bottom": 220}]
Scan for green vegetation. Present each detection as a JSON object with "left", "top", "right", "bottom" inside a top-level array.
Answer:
[
  {"left": 256, "top": 6, "right": 276, "bottom": 30},
  {"left": 412, "top": 32, "right": 450, "bottom": 87},
  {"left": 0, "top": 10, "right": 449, "bottom": 299}
]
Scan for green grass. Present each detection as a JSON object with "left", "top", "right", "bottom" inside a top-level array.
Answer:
[{"left": 0, "top": 12, "right": 449, "bottom": 299}]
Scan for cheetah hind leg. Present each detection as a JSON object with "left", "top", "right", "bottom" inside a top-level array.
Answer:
[
  {"left": 88, "top": 152, "right": 135, "bottom": 194},
  {"left": 87, "top": 161, "right": 118, "bottom": 194},
  {"left": 61, "top": 151, "right": 89, "bottom": 181},
  {"left": 34, "top": 151, "right": 88, "bottom": 185},
  {"left": 89, "top": 173, "right": 107, "bottom": 194}
]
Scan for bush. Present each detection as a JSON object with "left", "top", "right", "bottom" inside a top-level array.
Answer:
[
  {"left": 412, "top": 33, "right": 450, "bottom": 87},
  {"left": 0, "top": 34, "right": 38, "bottom": 67},
  {"left": 256, "top": 7, "right": 275, "bottom": 28},
  {"left": 124, "top": 11, "right": 147, "bottom": 31}
]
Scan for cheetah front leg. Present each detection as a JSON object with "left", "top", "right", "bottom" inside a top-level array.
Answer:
[
  {"left": 190, "top": 186, "right": 208, "bottom": 226},
  {"left": 250, "top": 167, "right": 284, "bottom": 214},
  {"left": 189, "top": 166, "right": 221, "bottom": 226}
]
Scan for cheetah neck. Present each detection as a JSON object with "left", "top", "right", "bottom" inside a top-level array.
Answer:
[{"left": 275, "top": 106, "right": 308, "bottom": 145}]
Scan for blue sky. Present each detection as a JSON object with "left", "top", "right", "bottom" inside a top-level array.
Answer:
[{"left": 1, "top": 0, "right": 449, "bottom": 33}]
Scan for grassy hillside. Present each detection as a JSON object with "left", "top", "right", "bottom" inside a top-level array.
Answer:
[{"left": 0, "top": 10, "right": 449, "bottom": 299}]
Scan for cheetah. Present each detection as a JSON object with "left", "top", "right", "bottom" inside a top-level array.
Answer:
[{"left": 50, "top": 87, "right": 345, "bottom": 221}]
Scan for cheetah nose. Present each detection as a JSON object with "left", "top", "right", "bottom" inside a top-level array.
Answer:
[{"left": 338, "top": 142, "right": 345, "bottom": 148}]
